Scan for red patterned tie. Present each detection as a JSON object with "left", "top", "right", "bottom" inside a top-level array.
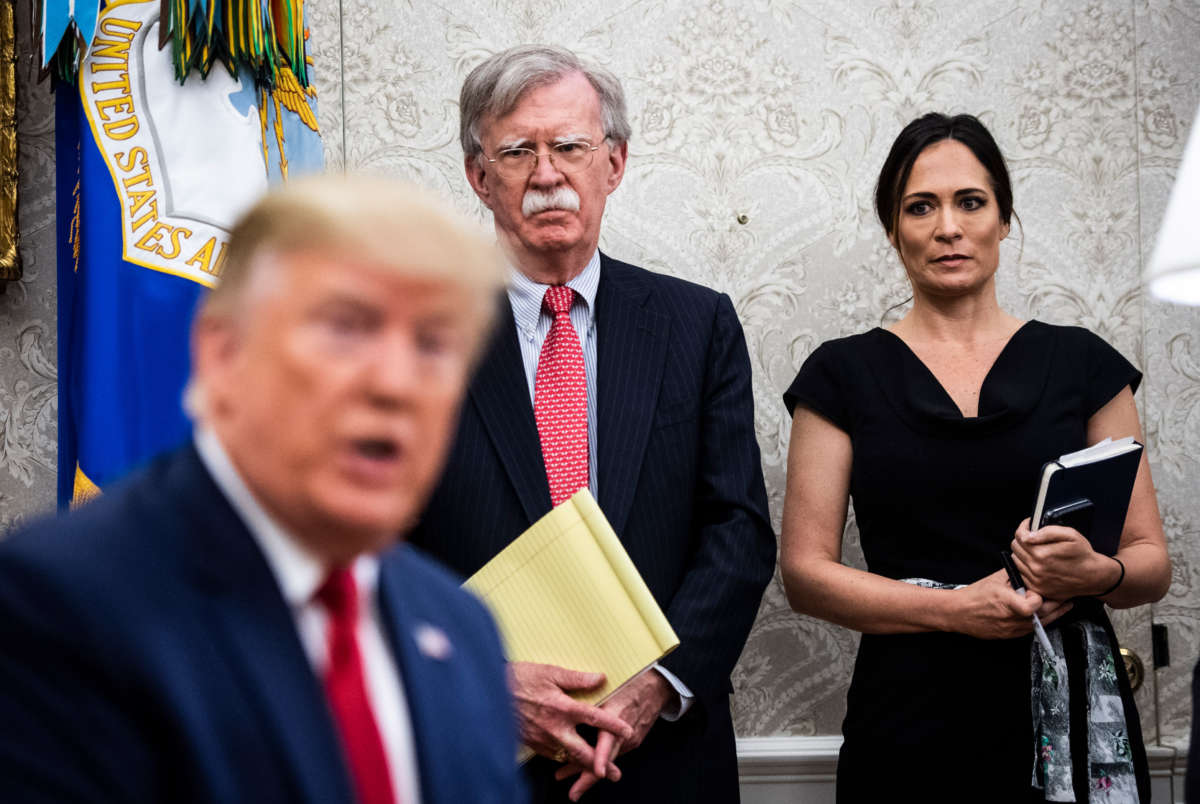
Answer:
[
  {"left": 534, "top": 285, "right": 589, "bottom": 506},
  {"left": 316, "top": 568, "right": 396, "bottom": 804}
]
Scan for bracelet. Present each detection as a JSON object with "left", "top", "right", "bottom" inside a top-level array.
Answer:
[{"left": 1098, "top": 556, "right": 1125, "bottom": 597}]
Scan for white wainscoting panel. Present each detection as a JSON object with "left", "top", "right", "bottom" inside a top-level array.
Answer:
[
  {"left": 737, "top": 737, "right": 1185, "bottom": 803},
  {"left": 737, "top": 736, "right": 840, "bottom": 804}
]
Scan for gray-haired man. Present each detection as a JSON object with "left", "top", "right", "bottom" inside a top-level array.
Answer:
[{"left": 411, "top": 45, "right": 775, "bottom": 803}]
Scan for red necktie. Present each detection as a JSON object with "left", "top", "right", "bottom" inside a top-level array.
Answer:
[
  {"left": 316, "top": 568, "right": 396, "bottom": 804},
  {"left": 534, "top": 285, "right": 589, "bottom": 506}
]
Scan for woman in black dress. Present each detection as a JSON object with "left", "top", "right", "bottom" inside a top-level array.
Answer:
[{"left": 780, "top": 113, "right": 1170, "bottom": 802}]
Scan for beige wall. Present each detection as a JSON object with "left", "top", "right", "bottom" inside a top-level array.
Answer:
[{"left": 13, "top": 0, "right": 1200, "bottom": 748}]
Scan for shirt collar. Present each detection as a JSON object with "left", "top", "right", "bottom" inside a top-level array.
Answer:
[
  {"left": 507, "top": 249, "right": 601, "bottom": 335},
  {"left": 193, "top": 427, "right": 379, "bottom": 608}
]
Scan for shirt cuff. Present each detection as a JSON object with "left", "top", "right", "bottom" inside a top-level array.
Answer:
[{"left": 651, "top": 663, "right": 694, "bottom": 721}]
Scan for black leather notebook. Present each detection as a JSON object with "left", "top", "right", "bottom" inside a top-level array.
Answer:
[{"left": 1030, "top": 437, "right": 1143, "bottom": 557}]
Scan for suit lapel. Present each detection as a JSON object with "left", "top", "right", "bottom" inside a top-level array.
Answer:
[
  {"left": 595, "top": 255, "right": 671, "bottom": 536},
  {"left": 174, "top": 448, "right": 353, "bottom": 804},
  {"left": 468, "top": 300, "right": 552, "bottom": 523},
  {"left": 375, "top": 557, "right": 452, "bottom": 802}
]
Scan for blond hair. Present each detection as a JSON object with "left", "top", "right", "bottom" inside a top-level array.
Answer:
[
  {"left": 186, "top": 175, "right": 502, "bottom": 419},
  {"left": 203, "top": 174, "right": 502, "bottom": 323}
]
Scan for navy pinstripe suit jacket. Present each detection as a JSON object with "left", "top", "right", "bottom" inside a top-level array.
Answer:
[{"left": 410, "top": 253, "right": 775, "bottom": 803}]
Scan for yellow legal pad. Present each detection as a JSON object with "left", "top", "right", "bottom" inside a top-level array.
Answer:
[{"left": 464, "top": 489, "right": 680, "bottom": 707}]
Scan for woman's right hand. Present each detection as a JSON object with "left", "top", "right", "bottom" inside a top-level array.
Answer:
[{"left": 951, "top": 570, "right": 1073, "bottom": 639}]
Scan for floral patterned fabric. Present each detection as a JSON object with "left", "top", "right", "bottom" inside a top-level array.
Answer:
[
  {"left": 902, "top": 579, "right": 1141, "bottom": 802},
  {"left": 1031, "top": 621, "right": 1138, "bottom": 803}
]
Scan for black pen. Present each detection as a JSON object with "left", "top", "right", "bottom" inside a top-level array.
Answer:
[{"left": 1000, "top": 551, "right": 1054, "bottom": 655}]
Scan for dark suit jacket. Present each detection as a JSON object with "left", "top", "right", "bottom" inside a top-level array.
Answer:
[
  {"left": 410, "top": 253, "right": 776, "bottom": 803},
  {"left": 0, "top": 444, "right": 525, "bottom": 804}
]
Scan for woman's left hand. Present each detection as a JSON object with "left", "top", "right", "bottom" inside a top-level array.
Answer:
[{"left": 1010, "top": 517, "right": 1120, "bottom": 600}]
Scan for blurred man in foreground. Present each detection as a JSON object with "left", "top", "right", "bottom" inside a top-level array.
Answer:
[{"left": 0, "top": 176, "right": 525, "bottom": 804}]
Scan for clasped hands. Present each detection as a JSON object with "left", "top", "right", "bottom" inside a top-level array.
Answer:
[
  {"left": 955, "top": 518, "right": 1111, "bottom": 640},
  {"left": 509, "top": 661, "right": 673, "bottom": 801}
]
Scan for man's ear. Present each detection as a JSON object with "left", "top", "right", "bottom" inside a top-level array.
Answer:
[
  {"left": 605, "top": 140, "right": 628, "bottom": 195},
  {"left": 464, "top": 154, "right": 493, "bottom": 210},
  {"left": 190, "top": 312, "right": 242, "bottom": 417}
]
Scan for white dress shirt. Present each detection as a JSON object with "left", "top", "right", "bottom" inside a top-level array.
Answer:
[
  {"left": 195, "top": 428, "right": 422, "bottom": 804},
  {"left": 506, "top": 253, "right": 694, "bottom": 720}
]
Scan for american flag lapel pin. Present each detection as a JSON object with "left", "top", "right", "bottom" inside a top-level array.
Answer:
[{"left": 414, "top": 623, "right": 453, "bottom": 661}]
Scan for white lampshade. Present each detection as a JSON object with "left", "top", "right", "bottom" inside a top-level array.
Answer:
[{"left": 1147, "top": 103, "right": 1200, "bottom": 305}]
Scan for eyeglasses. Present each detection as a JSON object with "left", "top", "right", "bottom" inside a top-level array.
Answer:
[{"left": 485, "top": 140, "right": 602, "bottom": 179}]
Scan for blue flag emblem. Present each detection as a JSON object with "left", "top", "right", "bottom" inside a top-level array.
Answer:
[{"left": 56, "top": 0, "right": 323, "bottom": 506}]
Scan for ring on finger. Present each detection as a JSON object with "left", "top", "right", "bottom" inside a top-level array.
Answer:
[{"left": 551, "top": 747, "right": 568, "bottom": 764}]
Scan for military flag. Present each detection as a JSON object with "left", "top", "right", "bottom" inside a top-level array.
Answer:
[{"left": 40, "top": 0, "right": 323, "bottom": 505}]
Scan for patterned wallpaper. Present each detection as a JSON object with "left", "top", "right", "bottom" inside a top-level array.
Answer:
[
  {"left": 7, "top": 5, "right": 56, "bottom": 532},
  {"left": 12, "top": 0, "right": 1200, "bottom": 747}
]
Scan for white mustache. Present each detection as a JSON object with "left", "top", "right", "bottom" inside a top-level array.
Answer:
[{"left": 522, "top": 187, "right": 581, "bottom": 217}]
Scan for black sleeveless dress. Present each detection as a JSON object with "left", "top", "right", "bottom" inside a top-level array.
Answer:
[{"left": 784, "top": 321, "right": 1149, "bottom": 802}]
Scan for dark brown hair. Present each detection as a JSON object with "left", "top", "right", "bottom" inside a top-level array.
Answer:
[{"left": 874, "top": 112, "right": 1014, "bottom": 239}]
